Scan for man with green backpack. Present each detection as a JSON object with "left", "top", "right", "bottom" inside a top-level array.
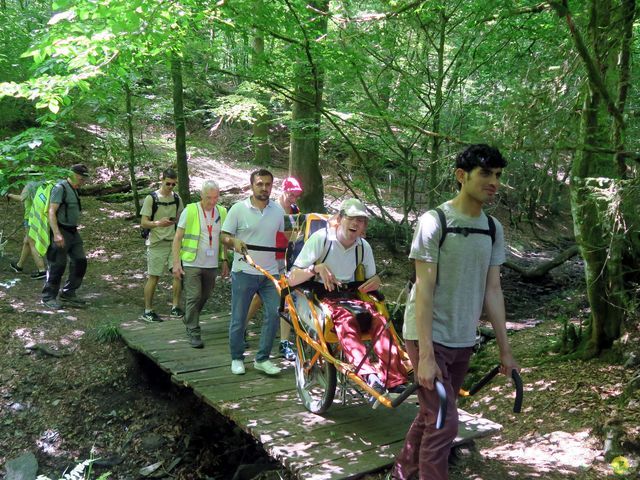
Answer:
[{"left": 40, "top": 164, "right": 91, "bottom": 309}]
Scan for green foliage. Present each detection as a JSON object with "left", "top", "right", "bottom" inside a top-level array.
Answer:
[
  {"left": 92, "top": 322, "right": 122, "bottom": 344},
  {"left": 0, "top": 127, "right": 69, "bottom": 195},
  {"left": 36, "top": 457, "right": 110, "bottom": 480}
]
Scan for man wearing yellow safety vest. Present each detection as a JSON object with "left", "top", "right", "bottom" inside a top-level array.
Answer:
[
  {"left": 41, "top": 164, "right": 91, "bottom": 309},
  {"left": 172, "top": 180, "right": 229, "bottom": 348}
]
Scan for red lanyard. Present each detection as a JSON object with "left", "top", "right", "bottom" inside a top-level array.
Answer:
[{"left": 203, "top": 207, "right": 215, "bottom": 247}]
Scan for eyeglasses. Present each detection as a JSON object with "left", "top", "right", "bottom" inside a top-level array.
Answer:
[{"left": 165, "top": 182, "right": 177, "bottom": 187}]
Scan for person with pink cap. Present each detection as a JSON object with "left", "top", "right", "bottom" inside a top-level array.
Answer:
[{"left": 245, "top": 176, "right": 303, "bottom": 361}]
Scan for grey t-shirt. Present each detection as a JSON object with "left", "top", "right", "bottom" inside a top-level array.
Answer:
[
  {"left": 50, "top": 180, "right": 81, "bottom": 227},
  {"left": 403, "top": 201, "right": 505, "bottom": 347}
]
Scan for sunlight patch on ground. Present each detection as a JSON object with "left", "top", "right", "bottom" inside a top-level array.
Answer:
[
  {"left": 97, "top": 207, "right": 132, "bottom": 219},
  {"left": 482, "top": 430, "right": 601, "bottom": 474},
  {"left": 189, "top": 156, "right": 252, "bottom": 193}
]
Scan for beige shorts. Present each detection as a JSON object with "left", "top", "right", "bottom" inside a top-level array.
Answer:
[{"left": 147, "top": 241, "right": 174, "bottom": 276}]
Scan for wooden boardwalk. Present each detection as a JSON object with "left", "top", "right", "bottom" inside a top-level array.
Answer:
[{"left": 119, "top": 313, "right": 501, "bottom": 479}]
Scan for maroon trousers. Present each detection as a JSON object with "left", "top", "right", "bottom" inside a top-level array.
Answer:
[
  {"left": 323, "top": 298, "right": 408, "bottom": 388},
  {"left": 393, "top": 341, "right": 473, "bottom": 480}
]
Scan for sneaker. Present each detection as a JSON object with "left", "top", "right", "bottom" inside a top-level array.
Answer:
[
  {"left": 30, "top": 271, "right": 47, "bottom": 280},
  {"left": 170, "top": 306, "right": 184, "bottom": 319},
  {"left": 254, "top": 359, "right": 281, "bottom": 376},
  {"left": 231, "top": 359, "right": 246, "bottom": 375},
  {"left": 367, "top": 374, "right": 387, "bottom": 404},
  {"left": 140, "top": 311, "right": 162, "bottom": 323},
  {"left": 279, "top": 340, "right": 296, "bottom": 361},
  {"left": 10, "top": 262, "right": 23, "bottom": 273},
  {"left": 59, "top": 295, "right": 87, "bottom": 307},
  {"left": 42, "top": 299, "right": 62, "bottom": 310},
  {"left": 189, "top": 335, "right": 204, "bottom": 349}
]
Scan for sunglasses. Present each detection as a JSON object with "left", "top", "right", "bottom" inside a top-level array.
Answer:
[{"left": 164, "top": 182, "right": 177, "bottom": 187}]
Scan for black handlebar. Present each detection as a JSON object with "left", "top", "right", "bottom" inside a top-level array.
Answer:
[
  {"left": 468, "top": 364, "right": 523, "bottom": 413},
  {"left": 391, "top": 379, "right": 448, "bottom": 430}
]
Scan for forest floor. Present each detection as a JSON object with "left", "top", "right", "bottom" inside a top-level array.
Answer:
[{"left": 1, "top": 136, "right": 639, "bottom": 480}]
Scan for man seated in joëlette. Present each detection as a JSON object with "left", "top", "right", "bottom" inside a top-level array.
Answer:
[{"left": 287, "top": 198, "right": 409, "bottom": 395}]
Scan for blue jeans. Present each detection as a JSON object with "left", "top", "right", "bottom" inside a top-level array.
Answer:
[{"left": 229, "top": 271, "right": 280, "bottom": 362}]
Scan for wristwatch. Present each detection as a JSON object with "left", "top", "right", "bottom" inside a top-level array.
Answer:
[{"left": 308, "top": 264, "right": 316, "bottom": 274}]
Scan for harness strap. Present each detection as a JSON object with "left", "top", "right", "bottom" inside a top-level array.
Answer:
[{"left": 245, "top": 244, "right": 287, "bottom": 253}]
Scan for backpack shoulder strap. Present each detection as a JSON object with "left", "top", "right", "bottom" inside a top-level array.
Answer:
[
  {"left": 487, "top": 214, "right": 496, "bottom": 245},
  {"left": 318, "top": 227, "right": 332, "bottom": 264},
  {"left": 435, "top": 207, "right": 447, "bottom": 248},
  {"left": 172, "top": 192, "right": 180, "bottom": 216},
  {"left": 149, "top": 191, "right": 159, "bottom": 220}
]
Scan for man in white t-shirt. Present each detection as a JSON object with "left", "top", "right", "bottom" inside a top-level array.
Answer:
[
  {"left": 140, "top": 168, "right": 183, "bottom": 322},
  {"left": 221, "top": 169, "right": 285, "bottom": 376},
  {"left": 172, "top": 180, "right": 229, "bottom": 348},
  {"left": 392, "top": 144, "right": 519, "bottom": 480},
  {"left": 288, "top": 198, "right": 409, "bottom": 395}
]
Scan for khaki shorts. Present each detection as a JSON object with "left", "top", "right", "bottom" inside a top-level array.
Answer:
[{"left": 147, "top": 241, "right": 174, "bottom": 276}]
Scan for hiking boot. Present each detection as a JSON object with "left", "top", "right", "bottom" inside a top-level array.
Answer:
[
  {"left": 42, "top": 298, "right": 62, "bottom": 310},
  {"left": 189, "top": 335, "right": 204, "bottom": 349},
  {"left": 279, "top": 340, "right": 296, "bottom": 361},
  {"left": 231, "top": 359, "right": 246, "bottom": 375},
  {"left": 170, "top": 306, "right": 185, "bottom": 319},
  {"left": 30, "top": 271, "right": 46, "bottom": 280},
  {"left": 59, "top": 295, "right": 87, "bottom": 308},
  {"left": 254, "top": 359, "right": 281, "bottom": 376},
  {"left": 367, "top": 374, "right": 387, "bottom": 404},
  {"left": 140, "top": 311, "right": 162, "bottom": 323},
  {"left": 10, "top": 262, "right": 23, "bottom": 273}
]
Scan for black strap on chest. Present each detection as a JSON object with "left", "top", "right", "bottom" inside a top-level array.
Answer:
[
  {"left": 435, "top": 207, "right": 496, "bottom": 248},
  {"left": 150, "top": 191, "right": 180, "bottom": 220}
]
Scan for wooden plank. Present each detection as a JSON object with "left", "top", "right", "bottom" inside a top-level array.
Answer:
[{"left": 119, "top": 312, "right": 502, "bottom": 480}]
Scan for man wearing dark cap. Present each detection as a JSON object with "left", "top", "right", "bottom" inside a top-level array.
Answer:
[{"left": 42, "top": 164, "right": 90, "bottom": 309}]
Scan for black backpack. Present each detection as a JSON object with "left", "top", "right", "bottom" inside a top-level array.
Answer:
[
  {"left": 434, "top": 207, "right": 496, "bottom": 248},
  {"left": 141, "top": 191, "right": 180, "bottom": 239},
  {"left": 433, "top": 207, "right": 496, "bottom": 284}
]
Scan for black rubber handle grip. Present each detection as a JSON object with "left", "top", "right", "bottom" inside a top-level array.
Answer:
[
  {"left": 434, "top": 379, "right": 447, "bottom": 430},
  {"left": 390, "top": 383, "right": 418, "bottom": 408},
  {"left": 512, "top": 369, "right": 523, "bottom": 413},
  {"left": 468, "top": 365, "right": 500, "bottom": 396},
  {"left": 468, "top": 364, "right": 523, "bottom": 414},
  {"left": 391, "top": 380, "right": 447, "bottom": 430}
]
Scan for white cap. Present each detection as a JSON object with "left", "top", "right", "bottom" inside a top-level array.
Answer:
[{"left": 339, "top": 198, "right": 369, "bottom": 218}]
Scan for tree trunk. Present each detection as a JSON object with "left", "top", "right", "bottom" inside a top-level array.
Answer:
[
  {"left": 124, "top": 82, "right": 141, "bottom": 216},
  {"left": 564, "top": 0, "right": 634, "bottom": 355},
  {"left": 427, "top": 10, "right": 447, "bottom": 209},
  {"left": 251, "top": 19, "right": 271, "bottom": 165},
  {"left": 288, "top": 0, "right": 329, "bottom": 213},
  {"left": 171, "top": 53, "right": 191, "bottom": 204}
]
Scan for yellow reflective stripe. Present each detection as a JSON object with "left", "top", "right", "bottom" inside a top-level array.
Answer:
[{"left": 180, "top": 203, "right": 200, "bottom": 262}]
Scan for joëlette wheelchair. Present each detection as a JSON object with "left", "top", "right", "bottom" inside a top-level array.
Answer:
[{"left": 243, "top": 213, "right": 447, "bottom": 420}]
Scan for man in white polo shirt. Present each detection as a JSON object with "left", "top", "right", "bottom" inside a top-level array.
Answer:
[{"left": 222, "top": 169, "right": 285, "bottom": 376}]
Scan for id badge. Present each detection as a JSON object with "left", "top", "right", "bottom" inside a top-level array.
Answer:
[{"left": 205, "top": 249, "right": 215, "bottom": 257}]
